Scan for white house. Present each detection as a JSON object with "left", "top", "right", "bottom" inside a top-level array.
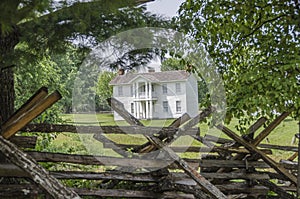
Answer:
[{"left": 109, "top": 70, "right": 198, "bottom": 120}]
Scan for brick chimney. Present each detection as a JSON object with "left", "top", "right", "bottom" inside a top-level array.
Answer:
[{"left": 118, "top": 68, "right": 125, "bottom": 75}]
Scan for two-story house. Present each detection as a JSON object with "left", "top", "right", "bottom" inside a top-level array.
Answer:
[{"left": 109, "top": 70, "right": 198, "bottom": 120}]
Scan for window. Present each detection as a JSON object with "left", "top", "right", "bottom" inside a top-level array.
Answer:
[
  {"left": 139, "top": 84, "right": 145, "bottom": 95},
  {"left": 139, "top": 84, "right": 146, "bottom": 97},
  {"left": 176, "top": 83, "right": 181, "bottom": 93},
  {"left": 152, "top": 84, "right": 154, "bottom": 92},
  {"left": 131, "top": 103, "right": 134, "bottom": 114},
  {"left": 162, "top": 84, "right": 167, "bottom": 94},
  {"left": 140, "top": 85, "right": 145, "bottom": 92},
  {"left": 176, "top": 101, "right": 181, "bottom": 113},
  {"left": 118, "top": 86, "right": 123, "bottom": 96},
  {"left": 152, "top": 102, "right": 155, "bottom": 112},
  {"left": 163, "top": 101, "right": 168, "bottom": 112}
]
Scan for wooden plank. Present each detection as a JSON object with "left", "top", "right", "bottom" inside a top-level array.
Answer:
[
  {"left": 108, "top": 97, "right": 226, "bottom": 199},
  {"left": 216, "top": 182, "right": 269, "bottom": 195},
  {"left": 0, "top": 164, "right": 161, "bottom": 182},
  {"left": 281, "top": 185, "right": 297, "bottom": 192},
  {"left": 216, "top": 117, "right": 269, "bottom": 173},
  {"left": 0, "top": 184, "right": 43, "bottom": 198},
  {"left": 231, "top": 117, "right": 268, "bottom": 147},
  {"left": 217, "top": 124, "right": 298, "bottom": 185},
  {"left": 27, "top": 151, "right": 173, "bottom": 167},
  {"left": 201, "top": 172, "right": 269, "bottom": 180},
  {"left": 0, "top": 185, "right": 195, "bottom": 199},
  {"left": 95, "top": 102, "right": 192, "bottom": 186},
  {"left": 93, "top": 133, "right": 131, "bottom": 157},
  {"left": 199, "top": 159, "right": 270, "bottom": 169},
  {"left": 21, "top": 124, "right": 199, "bottom": 136},
  {"left": 258, "top": 179, "right": 297, "bottom": 199},
  {"left": 169, "top": 113, "right": 191, "bottom": 127},
  {"left": 205, "top": 134, "right": 299, "bottom": 152},
  {"left": 259, "top": 143, "right": 298, "bottom": 152},
  {"left": 0, "top": 163, "right": 30, "bottom": 177},
  {"left": 175, "top": 171, "right": 269, "bottom": 181},
  {"left": 288, "top": 152, "right": 298, "bottom": 161},
  {"left": 24, "top": 151, "right": 199, "bottom": 169},
  {"left": 1, "top": 86, "right": 48, "bottom": 130},
  {"left": 0, "top": 164, "right": 271, "bottom": 181},
  {"left": 204, "top": 134, "right": 231, "bottom": 144},
  {"left": 252, "top": 112, "right": 290, "bottom": 146},
  {"left": 108, "top": 97, "right": 144, "bottom": 126},
  {"left": 103, "top": 143, "right": 272, "bottom": 154},
  {"left": 1, "top": 91, "right": 62, "bottom": 139},
  {"left": 169, "top": 181, "right": 268, "bottom": 195},
  {"left": 75, "top": 188, "right": 195, "bottom": 199},
  {"left": 53, "top": 171, "right": 161, "bottom": 182},
  {"left": 175, "top": 106, "right": 215, "bottom": 138},
  {"left": 9, "top": 136, "right": 37, "bottom": 148},
  {"left": 164, "top": 107, "right": 215, "bottom": 152},
  {"left": 279, "top": 160, "right": 298, "bottom": 170},
  {"left": 247, "top": 117, "right": 268, "bottom": 135},
  {"left": 158, "top": 179, "right": 211, "bottom": 199},
  {"left": 147, "top": 135, "right": 227, "bottom": 199},
  {"left": 0, "top": 136, "right": 80, "bottom": 199},
  {"left": 133, "top": 113, "right": 191, "bottom": 153}
]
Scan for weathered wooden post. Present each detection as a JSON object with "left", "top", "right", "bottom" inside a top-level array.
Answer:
[
  {"left": 108, "top": 97, "right": 227, "bottom": 199},
  {"left": 0, "top": 87, "right": 81, "bottom": 199},
  {"left": 217, "top": 124, "right": 297, "bottom": 185}
]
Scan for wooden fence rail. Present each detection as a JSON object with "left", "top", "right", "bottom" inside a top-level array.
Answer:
[{"left": 0, "top": 87, "right": 299, "bottom": 199}]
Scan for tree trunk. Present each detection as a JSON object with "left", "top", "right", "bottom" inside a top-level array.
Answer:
[
  {"left": 0, "top": 67, "right": 15, "bottom": 125},
  {"left": 0, "top": 26, "right": 19, "bottom": 165},
  {"left": 0, "top": 26, "right": 19, "bottom": 125}
]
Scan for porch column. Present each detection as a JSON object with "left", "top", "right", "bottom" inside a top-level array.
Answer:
[
  {"left": 133, "top": 102, "right": 136, "bottom": 117},
  {"left": 150, "top": 100, "right": 153, "bottom": 118},
  {"left": 139, "top": 102, "right": 144, "bottom": 119},
  {"left": 149, "top": 82, "right": 152, "bottom": 99},
  {"left": 136, "top": 101, "right": 140, "bottom": 119},
  {"left": 146, "top": 100, "right": 149, "bottom": 119}
]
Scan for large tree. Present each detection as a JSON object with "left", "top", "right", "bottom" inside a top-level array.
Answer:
[
  {"left": 178, "top": 0, "right": 300, "bottom": 128},
  {"left": 0, "top": 0, "right": 159, "bottom": 123}
]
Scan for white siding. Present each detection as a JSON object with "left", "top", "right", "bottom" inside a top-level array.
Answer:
[
  {"left": 111, "top": 74, "right": 198, "bottom": 120},
  {"left": 185, "top": 75, "right": 199, "bottom": 117},
  {"left": 152, "top": 82, "right": 186, "bottom": 119},
  {"left": 113, "top": 84, "right": 132, "bottom": 120}
]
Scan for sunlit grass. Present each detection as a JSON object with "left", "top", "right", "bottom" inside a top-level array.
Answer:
[{"left": 49, "top": 113, "right": 299, "bottom": 161}]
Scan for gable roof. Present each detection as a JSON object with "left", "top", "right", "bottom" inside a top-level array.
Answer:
[{"left": 109, "top": 70, "right": 190, "bottom": 85}]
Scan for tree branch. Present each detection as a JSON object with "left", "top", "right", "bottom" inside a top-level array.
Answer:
[
  {"left": 242, "top": 14, "right": 287, "bottom": 40},
  {"left": 1, "top": 64, "right": 16, "bottom": 72},
  {"left": 19, "top": 0, "right": 154, "bottom": 27}
]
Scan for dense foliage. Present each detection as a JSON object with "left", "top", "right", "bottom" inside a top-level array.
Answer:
[
  {"left": 178, "top": 0, "right": 300, "bottom": 128},
  {"left": 0, "top": 0, "right": 170, "bottom": 123}
]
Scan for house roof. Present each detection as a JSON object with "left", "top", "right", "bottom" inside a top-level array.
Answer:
[{"left": 109, "top": 70, "right": 190, "bottom": 85}]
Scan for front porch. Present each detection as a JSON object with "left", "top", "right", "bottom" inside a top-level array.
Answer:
[{"left": 132, "top": 100, "right": 156, "bottom": 119}]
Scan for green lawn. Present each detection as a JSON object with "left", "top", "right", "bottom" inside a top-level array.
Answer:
[{"left": 46, "top": 113, "right": 299, "bottom": 161}]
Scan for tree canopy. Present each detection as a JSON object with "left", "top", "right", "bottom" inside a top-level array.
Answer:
[
  {"left": 178, "top": 0, "right": 300, "bottom": 128},
  {"left": 0, "top": 0, "right": 168, "bottom": 122}
]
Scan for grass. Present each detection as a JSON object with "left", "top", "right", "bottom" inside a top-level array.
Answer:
[{"left": 46, "top": 113, "right": 299, "bottom": 161}]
